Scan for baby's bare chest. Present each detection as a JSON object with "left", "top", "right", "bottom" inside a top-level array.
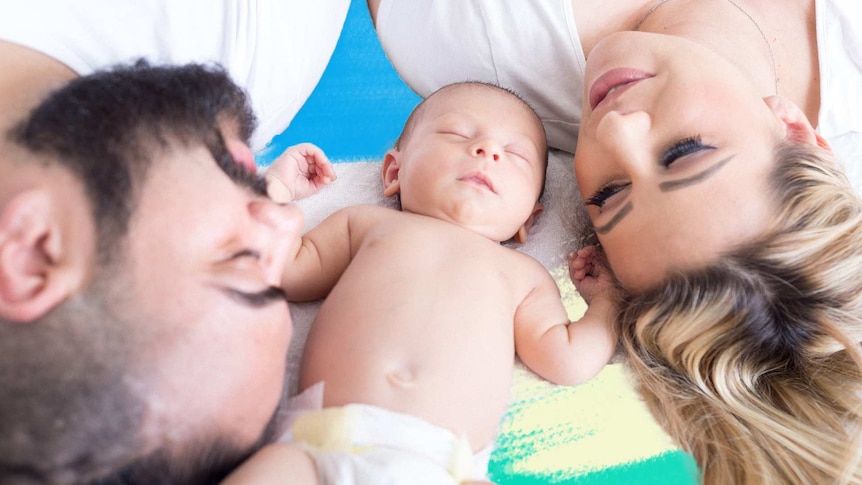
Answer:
[{"left": 329, "top": 219, "right": 534, "bottom": 321}]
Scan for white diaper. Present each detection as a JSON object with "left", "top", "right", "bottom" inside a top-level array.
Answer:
[{"left": 280, "top": 383, "right": 491, "bottom": 484}]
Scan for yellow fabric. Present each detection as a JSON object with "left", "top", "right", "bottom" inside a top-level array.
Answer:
[{"left": 293, "top": 406, "right": 360, "bottom": 453}]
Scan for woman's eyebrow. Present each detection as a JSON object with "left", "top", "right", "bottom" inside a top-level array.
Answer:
[
  {"left": 659, "top": 155, "right": 735, "bottom": 192},
  {"left": 595, "top": 201, "right": 633, "bottom": 235},
  {"left": 593, "top": 155, "right": 734, "bottom": 235}
]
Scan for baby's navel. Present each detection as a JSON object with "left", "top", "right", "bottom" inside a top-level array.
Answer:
[{"left": 386, "top": 365, "right": 417, "bottom": 389}]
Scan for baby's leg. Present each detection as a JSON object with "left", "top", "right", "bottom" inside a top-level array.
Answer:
[{"left": 221, "top": 443, "right": 318, "bottom": 484}]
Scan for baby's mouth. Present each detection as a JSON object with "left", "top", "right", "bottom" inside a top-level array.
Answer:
[{"left": 459, "top": 172, "right": 496, "bottom": 193}]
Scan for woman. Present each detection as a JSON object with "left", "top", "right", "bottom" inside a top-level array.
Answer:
[
  {"left": 368, "top": 0, "right": 861, "bottom": 193},
  {"left": 370, "top": 1, "right": 862, "bottom": 482},
  {"left": 576, "top": 30, "right": 862, "bottom": 484}
]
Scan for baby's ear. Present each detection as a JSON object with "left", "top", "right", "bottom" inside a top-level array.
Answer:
[
  {"left": 0, "top": 190, "right": 82, "bottom": 322},
  {"left": 382, "top": 149, "right": 402, "bottom": 197},
  {"left": 513, "top": 202, "right": 544, "bottom": 244},
  {"left": 764, "top": 95, "right": 832, "bottom": 151}
]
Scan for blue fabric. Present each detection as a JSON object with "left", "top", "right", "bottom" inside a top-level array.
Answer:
[{"left": 256, "top": 0, "right": 421, "bottom": 166}]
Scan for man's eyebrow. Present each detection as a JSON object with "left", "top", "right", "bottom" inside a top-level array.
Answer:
[
  {"left": 209, "top": 130, "right": 268, "bottom": 196},
  {"left": 214, "top": 150, "right": 268, "bottom": 196},
  {"left": 659, "top": 155, "right": 735, "bottom": 192},
  {"left": 595, "top": 201, "right": 633, "bottom": 235}
]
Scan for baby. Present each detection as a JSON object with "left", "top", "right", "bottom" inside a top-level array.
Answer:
[{"left": 225, "top": 82, "right": 616, "bottom": 484}]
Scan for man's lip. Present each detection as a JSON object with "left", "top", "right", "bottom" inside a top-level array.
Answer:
[
  {"left": 458, "top": 171, "right": 495, "bottom": 193},
  {"left": 589, "top": 68, "right": 654, "bottom": 110}
]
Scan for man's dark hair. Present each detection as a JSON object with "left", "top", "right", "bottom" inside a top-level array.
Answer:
[
  {"left": 9, "top": 59, "right": 256, "bottom": 262},
  {"left": 0, "top": 61, "right": 260, "bottom": 484}
]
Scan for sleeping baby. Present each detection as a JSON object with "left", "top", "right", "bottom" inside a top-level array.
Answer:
[{"left": 224, "top": 81, "right": 617, "bottom": 484}]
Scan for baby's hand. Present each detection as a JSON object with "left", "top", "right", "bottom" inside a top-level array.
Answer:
[
  {"left": 569, "top": 245, "right": 612, "bottom": 304},
  {"left": 265, "top": 143, "right": 336, "bottom": 203}
]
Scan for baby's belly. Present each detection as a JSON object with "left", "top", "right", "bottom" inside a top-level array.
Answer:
[{"left": 299, "top": 314, "right": 514, "bottom": 450}]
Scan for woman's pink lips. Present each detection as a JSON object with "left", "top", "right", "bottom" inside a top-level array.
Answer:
[{"left": 589, "top": 68, "right": 654, "bottom": 110}]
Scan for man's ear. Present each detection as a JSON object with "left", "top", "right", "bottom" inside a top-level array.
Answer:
[
  {"left": 513, "top": 202, "right": 544, "bottom": 244},
  {"left": 764, "top": 95, "right": 832, "bottom": 151},
  {"left": 0, "top": 190, "right": 79, "bottom": 322},
  {"left": 382, "top": 149, "right": 402, "bottom": 197}
]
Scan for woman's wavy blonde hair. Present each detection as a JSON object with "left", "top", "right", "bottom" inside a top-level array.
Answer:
[{"left": 616, "top": 142, "right": 862, "bottom": 484}]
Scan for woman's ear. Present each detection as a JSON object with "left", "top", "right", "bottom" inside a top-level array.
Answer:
[
  {"left": 382, "top": 149, "right": 402, "bottom": 197},
  {"left": 764, "top": 95, "right": 832, "bottom": 151},
  {"left": 513, "top": 202, "right": 544, "bottom": 244},
  {"left": 0, "top": 190, "right": 82, "bottom": 322}
]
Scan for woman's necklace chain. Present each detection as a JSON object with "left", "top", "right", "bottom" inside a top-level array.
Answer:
[{"left": 633, "top": 0, "right": 779, "bottom": 95}]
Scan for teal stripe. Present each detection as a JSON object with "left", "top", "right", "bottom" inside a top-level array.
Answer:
[{"left": 489, "top": 449, "right": 700, "bottom": 485}]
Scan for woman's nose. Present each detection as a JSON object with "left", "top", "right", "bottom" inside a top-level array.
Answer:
[
  {"left": 248, "top": 199, "right": 304, "bottom": 286},
  {"left": 595, "top": 110, "right": 653, "bottom": 172}
]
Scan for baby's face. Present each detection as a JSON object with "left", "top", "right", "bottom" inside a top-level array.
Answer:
[{"left": 394, "top": 84, "right": 547, "bottom": 242}]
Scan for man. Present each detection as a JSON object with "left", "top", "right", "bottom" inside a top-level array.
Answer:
[{"left": 0, "top": 62, "right": 303, "bottom": 484}]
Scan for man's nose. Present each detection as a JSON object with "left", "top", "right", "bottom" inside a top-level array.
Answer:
[{"left": 248, "top": 199, "right": 304, "bottom": 286}]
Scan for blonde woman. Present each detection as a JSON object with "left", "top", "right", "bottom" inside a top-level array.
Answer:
[{"left": 571, "top": 26, "right": 862, "bottom": 485}]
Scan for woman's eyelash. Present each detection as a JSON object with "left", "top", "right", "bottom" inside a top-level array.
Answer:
[
  {"left": 586, "top": 182, "right": 629, "bottom": 208},
  {"left": 586, "top": 137, "right": 713, "bottom": 209},
  {"left": 661, "top": 135, "right": 714, "bottom": 167}
]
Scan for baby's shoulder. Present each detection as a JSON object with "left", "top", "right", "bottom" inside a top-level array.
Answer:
[
  {"left": 337, "top": 203, "right": 401, "bottom": 225},
  {"left": 331, "top": 204, "right": 415, "bottom": 241},
  {"left": 499, "top": 247, "right": 558, "bottom": 283}
]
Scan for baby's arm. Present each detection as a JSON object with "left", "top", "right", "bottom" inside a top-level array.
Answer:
[
  {"left": 265, "top": 142, "right": 336, "bottom": 203},
  {"left": 281, "top": 205, "right": 357, "bottom": 302},
  {"left": 220, "top": 443, "right": 318, "bottom": 484},
  {"left": 514, "top": 247, "right": 617, "bottom": 386}
]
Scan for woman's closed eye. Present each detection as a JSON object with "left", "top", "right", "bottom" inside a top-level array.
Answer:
[
  {"left": 661, "top": 135, "right": 715, "bottom": 167},
  {"left": 586, "top": 181, "right": 630, "bottom": 208}
]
